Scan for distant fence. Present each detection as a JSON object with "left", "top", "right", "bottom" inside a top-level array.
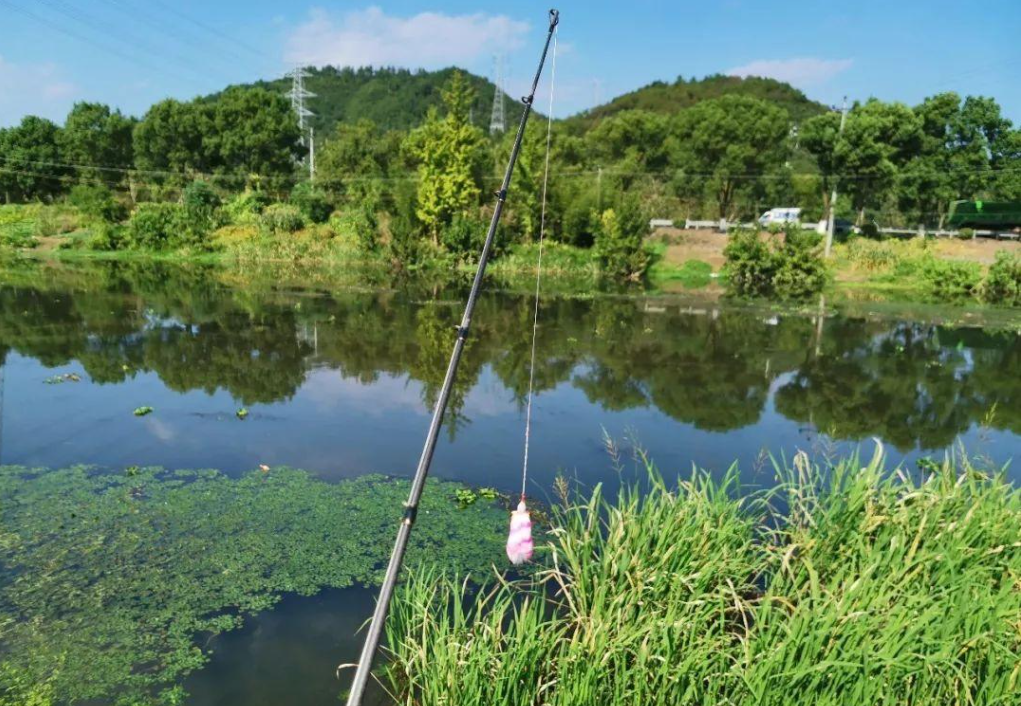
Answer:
[{"left": 678, "top": 219, "right": 1020, "bottom": 240}]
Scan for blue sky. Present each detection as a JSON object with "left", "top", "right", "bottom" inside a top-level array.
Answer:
[{"left": 1, "top": 0, "right": 1018, "bottom": 128}]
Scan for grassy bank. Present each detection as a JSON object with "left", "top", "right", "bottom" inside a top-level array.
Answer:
[{"left": 382, "top": 449, "right": 1021, "bottom": 705}]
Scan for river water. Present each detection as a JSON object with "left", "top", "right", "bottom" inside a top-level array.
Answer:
[{"left": 1, "top": 259, "right": 1019, "bottom": 704}]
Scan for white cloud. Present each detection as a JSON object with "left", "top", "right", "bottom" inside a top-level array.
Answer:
[
  {"left": 0, "top": 55, "right": 78, "bottom": 126},
  {"left": 727, "top": 57, "right": 853, "bottom": 87},
  {"left": 285, "top": 6, "right": 530, "bottom": 69}
]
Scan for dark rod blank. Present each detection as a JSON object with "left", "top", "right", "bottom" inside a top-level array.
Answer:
[{"left": 343, "top": 9, "right": 560, "bottom": 706}]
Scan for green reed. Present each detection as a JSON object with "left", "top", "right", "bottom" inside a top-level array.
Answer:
[{"left": 382, "top": 448, "right": 1021, "bottom": 705}]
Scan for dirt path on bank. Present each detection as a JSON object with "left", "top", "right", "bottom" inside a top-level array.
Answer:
[{"left": 652, "top": 227, "right": 1021, "bottom": 270}]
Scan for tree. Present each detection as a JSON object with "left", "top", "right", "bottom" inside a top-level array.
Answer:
[
  {"left": 203, "top": 87, "right": 301, "bottom": 187},
  {"left": 133, "top": 99, "right": 212, "bottom": 180},
  {"left": 58, "top": 102, "right": 135, "bottom": 184},
  {"left": 801, "top": 111, "right": 843, "bottom": 217},
  {"left": 835, "top": 100, "right": 921, "bottom": 225},
  {"left": 406, "top": 71, "right": 486, "bottom": 245},
  {"left": 317, "top": 118, "right": 400, "bottom": 206},
  {"left": 668, "top": 95, "right": 790, "bottom": 219},
  {"left": 898, "top": 93, "right": 1011, "bottom": 228},
  {"left": 0, "top": 116, "right": 64, "bottom": 202},
  {"left": 594, "top": 196, "right": 649, "bottom": 280}
]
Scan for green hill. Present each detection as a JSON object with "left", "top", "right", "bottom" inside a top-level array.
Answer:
[
  {"left": 233, "top": 66, "right": 527, "bottom": 135},
  {"left": 566, "top": 74, "right": 829, "bottom": 129}
]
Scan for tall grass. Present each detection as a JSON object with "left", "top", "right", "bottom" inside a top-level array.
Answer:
[{"left": 382, "top": 449, "right": 1021, "bottom": 705}]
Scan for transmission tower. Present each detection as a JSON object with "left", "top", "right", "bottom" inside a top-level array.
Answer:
[
  {"left": 489, "top": 54, "right": 506, "bottom": 135},
  {"left": 286, "top": 66, "right": 316, "bottom": 146}
]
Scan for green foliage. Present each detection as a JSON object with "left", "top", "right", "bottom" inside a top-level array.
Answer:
[
  {"left": 568, "top": 74, "right": 826, "bottom": 129},
  {"left": 724, "top": 228, "right": 827, "bottom": 298},
  {"left": 223, "top": 190, "right": 270, "bottom": 224},
  {"left": 0, "top": 115, "right": 64, "bottom": 201},
  {"left": 846, "top": 238, "right": 900, "bottom": 270},
  {"left": 246, "top": 65, "right": 523, "bottom": 134},
  {"left": 982, "top": 250, "right": 1021, "bottom": 305},
  {"left": 669, "top": 95, "right": 790, "bottom": 218},
  {"left": 330, "top": 207, "right": 378, "bottom": 252},
  {"left": 0, "top": 465, "right": 506, "bottom": 704},
  {"left": 204, "top": 87, "right": 302, "bottom": 185},
  {"left": 126, "top": 203, "right": 187, "bottom": 250},
  {"left": 921, "top": 257, "right": 983, "bottom": 299},
  {"left": 133, "top": 405, "right": 154, "bottom": 416},
  {"left": 289, "top": 181, "right": 332, "bottom": 223},
  {"left": 133, "top": 98, "right": 210, "bottom": 177},
  {"left": 407, "top": 71, "right": 486, "bottom": 244},
  {"left": 957, "top": 227, "right": 976, "bottom": 239},
  {"left": 593, "top": 198, "right": 650, "bottom": 281},
  {"left": 385, "top": 452, "right": 1021, "bottom": 706},
  {"left": 259, "top": 203, "right": 305, "bottom": 234},
  {"left": 58, "top": 102, "right": 135, "bottom": 184},
  {"left": 440, "top": 213, "right": 489, "bottom": 258},
  {"left": 68, "top": 184, "right": 125, "bottom": 223}
]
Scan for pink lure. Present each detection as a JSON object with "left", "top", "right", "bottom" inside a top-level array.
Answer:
[{"left": 506, "top": 500, "right": 534, "bottom": 565}]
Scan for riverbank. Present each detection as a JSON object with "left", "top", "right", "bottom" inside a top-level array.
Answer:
[
  {"left": 383, "top": 449, "right": 1021, "bottom": 705},
  {"left": 4, "top": 200, "right": 1020, "bottom": 305}
]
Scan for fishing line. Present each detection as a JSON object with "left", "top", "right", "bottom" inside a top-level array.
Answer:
[{"left": 521, "top": 26, "right": 558, "bottom": 502}]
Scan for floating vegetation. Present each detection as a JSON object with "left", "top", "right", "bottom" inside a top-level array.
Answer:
[
  {"left": 43, "top": 372, "right": 81, "bottom": 384},
  {"left": 385, "top": 451, "right": 1021, "bottom": 705},
  {"left": 453, "top": 486, "right": 501, "bottom": 508},
  {"left": 133, "top": 406, "right": 154, "bottom": 417},
  {"left": 236, "top": 407, "right": 249, "bottom": 420},
  {"left": 0, "top": 465, "right": 506, "bottom": 705}
]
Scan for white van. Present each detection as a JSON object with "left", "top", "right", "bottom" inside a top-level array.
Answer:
[{"left": 758, "top": 208, "right": 802, "bottom": 227}]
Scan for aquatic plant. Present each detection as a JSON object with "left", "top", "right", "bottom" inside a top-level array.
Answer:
[
  {"left": 383, "top": 450, "right": 1021, "bottom": 705},
  {"left": 0, "top": 465, "right": 506, "bottom": 704}
]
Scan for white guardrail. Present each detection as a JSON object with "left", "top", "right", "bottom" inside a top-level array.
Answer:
[{"left": 672, "top": 219, "right": 1019, "bottom": 240}]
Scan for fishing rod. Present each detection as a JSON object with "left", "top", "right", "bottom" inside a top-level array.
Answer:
[{"left": 343, "top": 9, "right": 560, "bottom": 706}]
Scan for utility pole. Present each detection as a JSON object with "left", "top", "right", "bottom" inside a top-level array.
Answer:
[
  {"left": 489, "top": 53, "right": 506, "bottom": 135},
  {"left": 309, "top": 127, "right": 315, "bottom": 182},
  {"left": 825, "top": 96, "right": 848, "bottom": 258}
]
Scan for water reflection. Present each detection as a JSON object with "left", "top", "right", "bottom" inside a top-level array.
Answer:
[{"left": 1, "top": 259, "right": 1019, "bottom": 483}]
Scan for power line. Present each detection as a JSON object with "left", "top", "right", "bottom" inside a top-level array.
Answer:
[
  {"left": 36, "top": 0, "right": 234, "bottom": 85},
  {"left": 149, "top": 0, "right": 264, "bottom": 60},
  {"left": 97, "top": 0, "right": 254, "bottom": 72},
  {"left": 0, "top": 0, "right": 196, "bottom": 86}
]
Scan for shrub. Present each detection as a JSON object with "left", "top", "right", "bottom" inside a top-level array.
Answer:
[
  {"left": 957, "top": 227, "right": 975, "bottom": 240},
  {"left": 921, "top": 257, "right": 982, "bottom": 299},
  {"left": 724, "top": 227, "right": 827, "bottom": 298},
  {"left": 259, "top": 204, "right": 305, "bottom": 234},
  {"left": 68, "top": 184, "right": 126, "bottom": 223},
  {"left": 847, "top": 239, "right": 899, "bottom": 271},
  {"left": 982, "top": 250, "right": 1021, "bottom": 306},
  {"left": 86, "top": 223, "right": 127, "bottom": 251},
  {"left": 440, "top": 213, "right": 489, "bottom": 259},
  {"left": 223, "top": 190, "right": 270, "bottom": 224},
  {"left": 724, "top": 229, "right": 778, "bottom": 295},
  {"left": 331, "top": 207, "right": 378, "bottom": 252},
  {"left": 290, "top": 181, "right": 332, "bottom": 224},
  {"left": 0, "top": 221, "right": 37, "bottom": 249},
  {"left": 126, "top": 203, "right": 187, "bottom": 250},
  {"left": 594, "top": 198, "right": 649, "bottom": 281}
]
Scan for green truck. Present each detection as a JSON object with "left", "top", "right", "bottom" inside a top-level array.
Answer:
[{"left": 947, "top": 200, "right": 1021, "bottom": 231}]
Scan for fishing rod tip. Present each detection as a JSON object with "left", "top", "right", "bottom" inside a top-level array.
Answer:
[{"left": 549, "top": 9, "right": 559, "bottom": 28}]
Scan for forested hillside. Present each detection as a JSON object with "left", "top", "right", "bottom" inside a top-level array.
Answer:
[
  {"left": 565, "top": 75, "right": 828, "bottom": 131},
  {"left": 230, "top": 66, "right": 526, "bottom": 133}
]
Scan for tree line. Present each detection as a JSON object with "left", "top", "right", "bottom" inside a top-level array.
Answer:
[{"left": 2, "top": 70, "right": 1020, "bottom": 267}]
